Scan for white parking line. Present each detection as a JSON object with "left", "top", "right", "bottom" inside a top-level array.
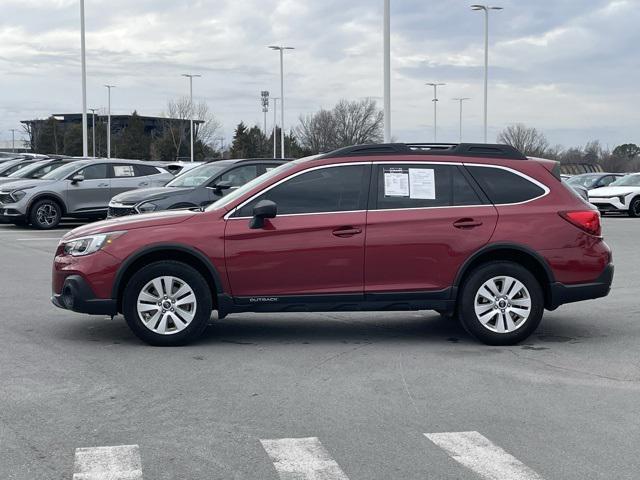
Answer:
[
  {"left": 14, "top": 237, "right": 62, "bottom": 241},
  {"left": 73, "top": 445, "right": 143, "bottom": 480},
  {"left": 425, "top": 431, "right": 545, "bottom": 480},
  {"left": 260, "top": 437, "right": 350, "bottom": 480}
]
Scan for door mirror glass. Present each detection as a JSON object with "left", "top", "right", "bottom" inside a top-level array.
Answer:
[
  {"left": 249, "top": 200, "right": 277, "bottom": 229},
  {"left": 71, "top": 174, "right": 85, "bottom": 184}
]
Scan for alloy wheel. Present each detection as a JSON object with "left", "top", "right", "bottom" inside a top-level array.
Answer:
[
  {"left": 36, "top": 204, "right": 58, "bottom": 226},
  {"left": 136, "top": 276, "right": 197, "bottom": 335},
  {"left": 473, "top": 276, "right": 532, "bottom": 334}
]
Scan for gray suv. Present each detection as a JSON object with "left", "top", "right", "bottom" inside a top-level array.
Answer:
[{"left": 0, "top": 159, "right": 172, "bottom": 229}]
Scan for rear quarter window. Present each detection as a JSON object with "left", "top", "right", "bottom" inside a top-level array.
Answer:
[{"left": 466, "top": 166, "right": 545, "bottom": 204}]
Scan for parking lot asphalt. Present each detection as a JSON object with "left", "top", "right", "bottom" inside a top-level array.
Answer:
[{"left": 1, "top": 217, "right": 639, "bottom": 480}]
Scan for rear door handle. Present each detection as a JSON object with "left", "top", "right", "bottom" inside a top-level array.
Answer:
[
  {"left": 453, "top": 218, "right": 483, "bottom": 229},
  {"left": 98, "top": 183, "right": 109, "bottom": 187},
  {"left": 138, "top": 182, "right": 149, "bottom": 186},
  {"left": 332, "top": 227, "right": 363, "bottom": 237}
]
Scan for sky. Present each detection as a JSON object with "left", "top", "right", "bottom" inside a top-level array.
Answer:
[{"left": 1, "top": 0, "right": 638, "bottom": 150}]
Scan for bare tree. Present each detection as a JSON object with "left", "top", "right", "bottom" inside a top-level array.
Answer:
[
  {"left": 497, "top": 123, "right": 550, "bottom": 157},
  {"left": 296, "top": 98, "right": 384, "bottom": 153}
]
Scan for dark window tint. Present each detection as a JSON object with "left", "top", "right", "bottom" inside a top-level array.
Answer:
[
  {"left": 235, "top": 165, "right": 368, "bottom": 217},
  {"left": 467, "top": 166, "right": 545, "bottom": 204},
  {"left": 76, "top": 164, "right": 108, "bottom": 180},
  {"left": 134, "top": 164, "right": 160, "bottom": 177},
  {"left": 374, "top": 164, "right": 481, "bottom": 209},
  {"left": 219, "top": 165, "right": 258, "bottom": 187}
]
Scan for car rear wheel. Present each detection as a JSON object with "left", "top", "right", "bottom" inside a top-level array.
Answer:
[
  {"left": 457, "top": 261, "right": 543, "bottom": 345},
  {"left": 628, "top": 197, "right": 640, "bottom": 218},
  {"left": 123, "top": 261, "right": 212, "bottom": 346},
  {"left": 29, "top": 199, "right": 62, "bottom": 229}
]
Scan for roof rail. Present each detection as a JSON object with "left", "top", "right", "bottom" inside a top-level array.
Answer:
[{"left": 322, "top": 143, "right": 527, "bottom": 160}]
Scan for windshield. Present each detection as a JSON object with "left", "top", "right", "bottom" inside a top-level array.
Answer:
[
  {"left": 0, "top": 160, "right": 30, "bottom": 176},
  {"left": 8, "top": 159, "right": 50, "bottom": 178},
  {"left": 609, "top": 175, "right": 640, "bottom": 187},
  {"left": 166, "top": 162, "right": 229, "bottom": 188},
  {"left": 205, "top": 156, "right": 321, "bottom": 211},
  {"left": 566, "top": 174, "right": 601, "bottom": 189},
  {"left": 41, "top": 161, "right": 89, "bottom": 180}
]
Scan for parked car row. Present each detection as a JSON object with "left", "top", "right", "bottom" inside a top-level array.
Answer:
[
  {"left": 0, "top": 155, "right": 287, "bottom": 229},
  {"left": 564, "top": 172, "right": 640, "bottom": 217}
]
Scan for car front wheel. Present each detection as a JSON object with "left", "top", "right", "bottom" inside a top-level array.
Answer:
[
  {"left": 457, "top": 261, "right": 544, "bottom": 345},
  {"left": 29, "top": 199, "right": 62, "bottom": 229},
  {"left": 123, "top": 261, "right": 212, "bottom": 346},
  {"left": 628, "top": 197, "right": 640, "bottom": 218}
]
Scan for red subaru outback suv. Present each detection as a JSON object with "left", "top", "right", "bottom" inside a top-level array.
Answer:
[{"left": 52, "top": 143, "right": 613, "bottom": 346}]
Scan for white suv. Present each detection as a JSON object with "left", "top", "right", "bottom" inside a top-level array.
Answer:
[{"left": 589, "top": 173, "right": 640, "bottom": 217}]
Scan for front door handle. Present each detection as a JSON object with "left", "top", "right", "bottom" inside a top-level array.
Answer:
[
  {"left": 98, "top": 183, "right": 109, "bottom": 187},
  {"left": 332, "top": 227, "right": 363, "bottom": 237},
  {"left": 138, "top": 182, "right": 149, "bottom": 186},
  {"left": 453, "top": 218, "right": 483, "bottom": 229}
]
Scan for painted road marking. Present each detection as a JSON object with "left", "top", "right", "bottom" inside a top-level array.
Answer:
[
  {"left": 15, "top": 237, "right": 62, "bottom": 241},
  {"left": 73, "top": 445, "right": 143, "bottom": 480},
  {"left": 260, "top": 437, "right": 350, "bottom": 480},
  {"left": 425, "top": 431, "right": 545, "bottom": 480}
]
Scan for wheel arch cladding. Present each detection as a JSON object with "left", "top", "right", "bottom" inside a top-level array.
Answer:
[
  {"left": 454, "top": 244, "right": 554, "bottom": 309},
  {"left": 113, "top": 245, "right": 222, "bottom": 313}
]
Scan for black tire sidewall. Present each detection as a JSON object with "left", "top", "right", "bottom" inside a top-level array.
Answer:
[
  {"left": 458, "top": 261, "right": 544, "bottom": 345},
  {"left": 629, "top": 198, "right": 640, "bottom": 218},
  {"left": 123, "top": 261, "right": 212, "bottom": 346},
  {"left": 29, "top": 199, "right": 62, "bottom": 229}
]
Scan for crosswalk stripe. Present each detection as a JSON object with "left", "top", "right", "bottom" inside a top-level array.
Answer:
[
  {"left": 260, "top": 437, "right": 350, "bottom": 480},
  {"left": 424, "top": 431, "right": 545, "bottom": 480},
  {"left": 73, "top": 445, "right": 143, "bottom": 480}
]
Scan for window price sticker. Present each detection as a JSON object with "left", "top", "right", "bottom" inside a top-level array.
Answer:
[
  {"left": 383, "top": 169, "right": 409, "bottom": 197},
  {"left": 408, "top": 168, "right": 435, "bottom": 199}
]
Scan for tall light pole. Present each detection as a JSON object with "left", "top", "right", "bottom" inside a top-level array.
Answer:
[
  {"left": 268, "top": 46, "right": 294, "bottom": 159},
  {"left": 453, "top": 98, "right": 471, "bottom": 143},
  {"left": 105, "top": 85, "right": 115, "bottom": 158},
  {"left": 471, "top": 4, "right": 503, "bottom": 143},
  {"left": 271, "top": 97, "right": 279, "bottom": 159},
  {"left": 88, "top": 108, "right": 97, "bottom": 157},
  {"left": 261, "top": 91, "right": 270, "bottom": 136},
  {"left": 383, "top": 0, "right": 391, "bottom": 143},
  {"left": 182, "top": 74, "right": 201, "bottom": 162},
  {"left": 80, "top": 0, "right": 88, "bottom": 157},
  {"left": 426, "top": 83, "right": 446, "bottom": 142},
  {"left": 10, "top": 129, "right": 16, "bottom": 152}
]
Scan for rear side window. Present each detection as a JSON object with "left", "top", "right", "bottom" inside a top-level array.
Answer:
[
  {"left": 466, "top": 166, "right": 545, "bottom": 204},
  {"left": 112, "top": 165, "right": 136, "bottom": 177},
  {"left": 374, "top": 164, "right": 482, "bottom": 210},
  {"left": 134, "top": 164, "right": 160, "bottom": 177},
  {"left": 235, "top": 165, "right": 369, "bottom": 217}
]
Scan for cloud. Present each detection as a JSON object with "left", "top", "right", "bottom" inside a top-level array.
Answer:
[{"left": 0, "top": 0, "right": 638, "bottom": 149}]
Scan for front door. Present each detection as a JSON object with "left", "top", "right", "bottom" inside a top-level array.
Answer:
[
  {"left": 65, "top": 163, "right": 111, "bottom": 214},
  {"left": 365, "top": 163, "right": 498, "bottom": 293},
  {"left": 224, "top": 164, "right": 371, "bottom": 298}
]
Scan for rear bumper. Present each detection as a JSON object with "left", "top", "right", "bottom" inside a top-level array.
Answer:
[
  {"left": 51, "top": 274, "right": 118, "bottom": 316},
  {"left": 548, "top": 263, "right": 614, "bottom": 309}
]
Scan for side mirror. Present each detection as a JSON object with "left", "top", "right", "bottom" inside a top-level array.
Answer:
[
  {"left": 71, "top": 174, "right": 85, "bottom": 184},
  {"left": 210, "top": 180, "right": 233, "bottom": 195},
  {"left": 249, "top": 200, "right": 277, "bottom": 229}
]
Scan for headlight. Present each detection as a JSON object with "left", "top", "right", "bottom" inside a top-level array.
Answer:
[
  {"left": 136, "top": 202, "right": 158, "bottom": 213},
  {"left": 62, "top": 231, "right": 126, "bottom": 257},
  {"left": 11, "top": 190, "right": 27, "bottom": 202}
]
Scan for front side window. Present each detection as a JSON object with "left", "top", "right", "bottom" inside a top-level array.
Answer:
[
  {"left": 466, "top": 166, "right": 545, "bottom": 204},
  {"left": 76, "top": 164, "right": 108, "bottom": 180},
  {"left": 234, "top": 165, "right": 369, "bottom": 217},
  {"left": 167, "top": 163, "right": 229, "bottom": 188},
  {"left": 218, "top": 165, "right": 258, "bottom": 187},
  {"left": 374, "top": 164, "right": 482, "bottom": 210}
]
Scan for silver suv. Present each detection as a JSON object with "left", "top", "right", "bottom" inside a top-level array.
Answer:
[{"left": 0, "top": 159, "right": 172, "bottom": 229}]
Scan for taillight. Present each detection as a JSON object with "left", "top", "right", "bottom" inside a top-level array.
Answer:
[{"left": 559, "top": 210, "right": 602, "bottom": 236}]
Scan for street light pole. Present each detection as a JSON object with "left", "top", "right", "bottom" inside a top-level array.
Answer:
[
  {"left": 268, "top": 46, "right": 294, "bottom": 159},
  {"left": 261, "top": 91, "right": 270, "bottom": 136},
  {"left": 453, "top": 98, "right": 471, "bottom": 143},
  {"left": 105, "top": 85, "right": 115, "bottom": 158},
  {"left": 88, "top": 108, "right": 97, "bottom": 157},
  {"left": 426, "top": 83, "right": 445, "bottom": 142},
  {"left": 472, "top": 4, "right": 503, "bottom": 143},
  {"left": 182, "top": 74, "right": 202, "bottom": 162},
  {"left": 383, "top": 0, "right": 391, "bottom": 143},
  {"left": 271, "top": 97, "right": 279, "bottom": 159},
  {"left": 80, "top": 0, "right": 88, "bottom": 157}
]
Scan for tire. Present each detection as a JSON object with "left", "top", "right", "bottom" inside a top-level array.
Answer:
[
  {"left": 628, "top": 197, "right": 640, "bottom": 218},
  {"left": 29, "top": 199, "right": 62, "bottom": 229},
  {"left": 122, "top": 261, "right": 213, "bottom": 346},
  {"left": 457, "top": 261, "right": 544, "bottom": 346}
]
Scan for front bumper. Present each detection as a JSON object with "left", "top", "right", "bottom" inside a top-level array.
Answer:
[
  {"left": 548, "top": 263, "right": 614, "bottom": 309},
  {"left": 590, "top": 197, "right": 626, "bottom": 212},
  {"left": 51, "top": 274, "right": 118, "bottom": 316}
]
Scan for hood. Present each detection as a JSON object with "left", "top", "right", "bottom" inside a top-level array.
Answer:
[
  {"left": 62, "top": 209, "right": 197, "bottom": 240},
  {"left": 0, "top": 179, "right": 54, "bottom": 192},
  {"left": 589, "top": 185, "right": 640, "bottom": 197},
  {"left": 110, "top": 186, "right": 193, "bottom": 205}
]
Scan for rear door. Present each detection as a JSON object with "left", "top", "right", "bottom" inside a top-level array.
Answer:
[
  {"left": 110, "top": 163, "right": 148, "bottom": 197},
  {"left": 66, "top": 163, "right": 111, "bottom": 214},
  {"left": 364, "top": 162, "right": 498, "bottom": 293}
]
